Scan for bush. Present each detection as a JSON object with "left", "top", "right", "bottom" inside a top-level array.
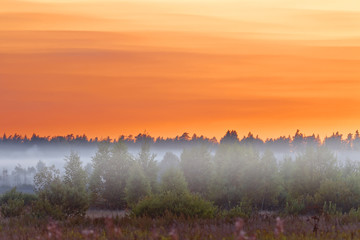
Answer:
[
  {"left": 33, "top": 153, "right": 89, "bottom": 220},
  {"left": 323, "top": 201, "right": 341, "bottom": 217},
  {"left": 0, "top": 187, "right": 36, "bottom": 218},
  {"left": 132, "top": 192, "right": 217, "bottom": 218},
  {"left": 347, "top": 207, "right": 360, "bottom": 221},
  {"left": 33, "top": 180, "right": 89, "bottom": 220},
  {"left": 284, "top": 198, "right": 305, "bottom": 216},
  {"left": 222, "top": 200, "right": 253, "bottom": 219}
]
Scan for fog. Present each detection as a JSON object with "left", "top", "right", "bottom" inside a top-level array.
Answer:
[
  {"left": 0, "top": 145, "right": 186, "bottom": 170},
  {"left": 1, "top": 144, "right": 360, "bottom": 171},
  {"left": 1, "top": 143, "right": 360, "bottom": 187},
  {"left": 0, "top": 144, "right": 185, "bottom": 188},
  {"left": 2, "top": 130, "right": 360, "bottom": 194}
]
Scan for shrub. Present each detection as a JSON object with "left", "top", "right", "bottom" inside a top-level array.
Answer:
[
  {"left": 323, "top": 201, "right": 341, "bottom": 217},
  {"left": 132, "top": 192, "right": 217, "bottom": 218},
  {"left": 222, "top": 200, "right": 253, "bottom": 219},
  {"left": 1, "top": 198, "right": 24, "bottom": 218},
  {"left": 33, "top": 154, "right": 89, "bottom": 220},
  {"left": 284, "top": 198, "right": 305, "bottom": 216},
  {"left": 0, "top": 187, "right": 36, "bottom": 218},
  {"left": 347, "top": 207, "right": 360, "bottom": 221},
  {"left": 33, "top": 179, "right": 89, "bottom": 220}
]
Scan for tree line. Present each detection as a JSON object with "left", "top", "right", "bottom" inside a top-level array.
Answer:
[{"left": 2, "top": 130, "right": 360, "bottom": 151}]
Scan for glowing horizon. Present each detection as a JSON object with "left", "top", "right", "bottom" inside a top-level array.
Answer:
[{"left": 1, "top": 0, "right": 360, "bottom": 140}]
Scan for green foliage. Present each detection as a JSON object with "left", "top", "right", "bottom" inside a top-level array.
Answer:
[
  {"left": 283, "top": 147, "right": 338, "bottom": 200},
  {"left": 33, "top": 153, "right": 89, "bottom": 219},
  {"left": 1, "top": 198, "right": 24, "bottom": 218},
  {"left": 63, "top": 151, "right": 88, "bottom": 190},
  {"left": 22, "top": 192, "right": 38, "bottom": 206},
  {"left": 28, "top": 142, "right": 360, "bottom": 219},
  {"left": 158, "top": 152, "right": 180, "bottom": 172},
  {"left": 279, "top": 147, "right": 349, "bottom": 214},
  {"left": 245, "top": 150, "right": 282, "bottom": 210},
  {"left": 180, "top": 145, "right": 213, "bottom": 196},
  {"left": 0, "top": 187, "right": 37, "bottom": 218},
  {"left": 33, "top": 164, "right": 60, "bottom": 192},
  {"left": 348, "top": 207, "right": 360, "bottom": 221},
  {"left": 33, "top": 179, "right": 89, "bottom": 220},
  {"left": 88, "top": 142, "right": 110, "bottom": 206},
  {"left": 315, "top": 178, "right": 350, "bottom": 212},
  {"left": 125, "top": 164, "right": 151, "bottom": 205},
  {"left": 0, "top": 188, "right": 26, "bottom": 217},
  {"left": 136, "top": 142, "right": 158, "bottom": 193},
  {"left": 0, "top": 187, "right": 36, "bottom": 206},
  {"left": 222, "top": 200, "right": 253, "bottom": 219},
  {"left": 210, "top": 144, "right": 282, "bottom": 210},
  {"left": 89, "top": 141, "right": 133, "bottom": 209},
  {"left": 132, "top": 192, "right": 217, "bottom": 218},
  {"left": 160, "top": 167, "right": 189, "bottom": 195},
  {"left": 323, "top": 201, "right": 341, "bottom": 217},
  {"left": 284, "top": 198, "right": 305, "bottom": 215}
]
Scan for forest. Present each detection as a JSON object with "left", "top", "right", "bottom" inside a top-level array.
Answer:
[
  {"left": 1, "top": 129, "right": 360, "bottom": 152},
  {"left": 1, "top": 130, "right": 360, "bottom": 239}
]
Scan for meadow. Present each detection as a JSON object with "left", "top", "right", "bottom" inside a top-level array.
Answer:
[{"left": 1, "top": 212, "right": 360, "bottom": 239}]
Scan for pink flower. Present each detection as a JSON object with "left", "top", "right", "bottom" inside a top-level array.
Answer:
[
  {"left": 169, "top": 227, "right": 179, "bottom": 240},
  {"left": 274, "top": 217, "right": 284, "bottom": 237}
]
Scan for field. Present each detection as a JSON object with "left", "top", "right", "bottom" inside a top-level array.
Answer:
[{"left": 2, "top": 212, "right": 360, "bottom": 240}]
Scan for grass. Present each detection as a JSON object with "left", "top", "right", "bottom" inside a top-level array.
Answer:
[
  {"left": 86, "top": 209, "right": 130, "bottom": 219},
  {"left": 1, "top": 213, "right": 360, "bottom": 239}
]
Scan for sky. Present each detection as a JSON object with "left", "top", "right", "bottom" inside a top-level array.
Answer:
[{"left": 1, "top": 0, "right": 360, "bottom": 140}]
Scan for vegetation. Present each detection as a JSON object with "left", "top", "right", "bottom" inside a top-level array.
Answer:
[
  {"left": 132, "top": 192, "right": 217, "bottom": 218},
  {"left": 32, "top": 152, "right": 89, "bottom": 219},
  {"left": 2, "top": 130, "right": 360, "bottom": 238},
  {"left": 0, "top": 187, "right": 36, "bottom": 217},
  {"left": 2, "top": 140, "right": 360, "bottom": 218},
  {"left": 0, "top": 213, "right": 358, "bottom": 239},
  {"left": 2, "top": 129, "right": 360, "bottom": 152}
]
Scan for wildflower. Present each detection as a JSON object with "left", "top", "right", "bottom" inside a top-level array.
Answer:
[
  {"left": 46, "top": 220, "right": 62, "bottom": 240},
  {"left": 105, "top": 217, "right": 123, "bottom": 238},
  {"left": 151, "top": 228, "right": 159, "bottom": 240},
  {"left": 235, "top": 218, "right": 247, "bottom": 240},
  {"left": 81, "top": 229, "right": 95, "bottom": 239},
  {"left": 274, "top": 217, "right": 284, "bottom": 237},
  {"left": 169, "top": 227, "right": 179, "bottom": 240}
]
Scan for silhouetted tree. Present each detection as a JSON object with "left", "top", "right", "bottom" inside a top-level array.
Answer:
[{"left": 220, "top": 130, "right": 239, "bottom": 144}]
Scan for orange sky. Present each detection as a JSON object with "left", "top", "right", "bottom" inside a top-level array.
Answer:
[{"left": 1, "top": 0, "right": 360, "bottom": 140}]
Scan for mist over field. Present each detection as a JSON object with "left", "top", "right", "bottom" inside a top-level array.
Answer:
[
  {"left": 0, "top": 144, "right": 186, "bottom": 170},
  {"left": 0, "top": 145, "right": 182, "bottom": 188},
  {"left": 1, "top": 142, "right": 360, "bottom": 171},
  {"left": 1, "top": 130, "right": 360, "bottom": 190}
]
